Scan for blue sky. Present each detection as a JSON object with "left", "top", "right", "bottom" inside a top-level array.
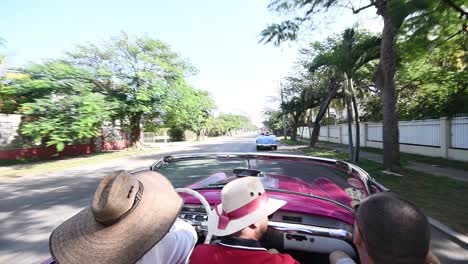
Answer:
[{"left": 0, "top": 0, "right": 382, "bottom": 126}]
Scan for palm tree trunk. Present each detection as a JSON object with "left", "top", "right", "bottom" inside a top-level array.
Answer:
[
  {"left": 379, "top": 14, "right": 401, "bottom": 172},
  {"left": 344, "top": 73, "right": 354, "bottom": 161},
  {"left": 309, "top": 79, "right": 340, "bottom": 147},
  {"left": 350, "top": 78, "right": 360, "bottom": 163}
]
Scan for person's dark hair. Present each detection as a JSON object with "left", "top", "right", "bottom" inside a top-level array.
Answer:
[{"left": 355, "top": 192, "right": 430, "bottom": 264}]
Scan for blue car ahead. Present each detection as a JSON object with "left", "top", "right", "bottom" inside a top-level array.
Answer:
[{"left": 256, "top": 133, "right": 278, "bottom": 150}]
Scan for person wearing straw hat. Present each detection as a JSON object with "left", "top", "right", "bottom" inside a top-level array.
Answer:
[
  {"left": 49, "top": 170, "right": 197, "bottom": 264},
  {"left": 189, "top": 176, "right": 300, "bottom": 264}
]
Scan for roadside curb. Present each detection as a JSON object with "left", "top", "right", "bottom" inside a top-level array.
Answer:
[{"left": 429, "top": 217, "right": 468, "bottom": 248}]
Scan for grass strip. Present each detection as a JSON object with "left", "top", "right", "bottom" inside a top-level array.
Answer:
[
  {"left": 0, "top": 148, "right": 159, "bottom": 179},
  {"left": 300, "top": 146, "right": 468, "bottom": 235}
]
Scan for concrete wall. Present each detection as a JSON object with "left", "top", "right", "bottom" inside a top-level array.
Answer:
[{"left": 0, "top": 114, "right": 21, "bottom": 147}]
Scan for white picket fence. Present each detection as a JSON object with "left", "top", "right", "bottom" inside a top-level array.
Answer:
[
  {"left": 300, "top": 117, "right": 468, "bottom": 162},
  {"left": 451, "top": 118, "right": 468, "bottom": 149},
  {"left": 368, "top": 119, "right": 442, "bottom": 147},
  {"left": 142, "top": 132, "right": 170, "bottom": 144}
]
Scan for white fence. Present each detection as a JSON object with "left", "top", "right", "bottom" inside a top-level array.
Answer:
[
  {"left": 451, "top": 117, "right": 468, "bottom": 149},
  {"left": 329, "top": 126, "right": 340, "bottom": 139},
  {"left": 142, "top": 132, "right": 170, "bottom": 144},
  {"left": 367, "top": 123, "right": 382, "bottom": 142},
  {"left": 299, "top": 117, "right": 468, "bottom": 162},
  {"left": 367, "top": 119, "right": 441, "bottom": 147}
]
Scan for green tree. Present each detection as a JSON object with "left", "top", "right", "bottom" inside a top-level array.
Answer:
[
  {"left": 314, "top": 29, "right": 380, "bottom": 162},
  {"left": 397, "top": 6, "right": 468, "bottom": 119},
  {"left": 165, "top": 87, "right": 216, "bottom": 140},
  {"left": 281, "top": 73, "right": 323, "bottom": 141},
  {"left": 260, "top": 0, "right": 466, "bottom": 171},
  {"left": 67, "top": 32, "right": 195, "bottom": 146},
  {"left": 210, "top": 114, "right": 255, "bottom": 136},
  {"left": 1, "top": 61, "right": 113, "bottom": 150},
  {"left": 262, "top": 109, "right": 282, "bottom": 134},
  {"left": 359, "top": 5, "right": 467, "bottom": 121}
]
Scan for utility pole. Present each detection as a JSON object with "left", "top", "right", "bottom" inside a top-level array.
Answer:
[{"left": 280, "top": 83, "right": 287, "bottom": 139}]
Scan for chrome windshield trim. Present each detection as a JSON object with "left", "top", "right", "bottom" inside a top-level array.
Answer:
[
  {"left": 268, "top": 221, "right": 353, "bottom": 241},
  {"left": 151, "top": 152, "right": 379, "bottom": 198},
  {"left": 152, "top": 152, "right": 344, "bottom": 171},
  {"left": 156, "top": 152, "right": 338, "bottom": 166}
]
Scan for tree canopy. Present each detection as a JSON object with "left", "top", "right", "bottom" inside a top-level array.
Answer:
[
  {"left": 66, "top": 32, "right": 196, "bottom": 145},
  {"left": 0, "top": 33, "right": 223, "bottom": 150},
  {"left": 1, "top": 61, "right": 113, "bottom": 150},
  {"left": 209, "top": 114, "right": 256, "bottom": 136},
  {"left": 260, "top": 0, "right": 467, "bottom": 171}
]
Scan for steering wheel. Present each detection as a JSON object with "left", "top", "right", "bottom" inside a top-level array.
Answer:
[{"left": 175, "top": 188, "right": 213, "bottom": 244}]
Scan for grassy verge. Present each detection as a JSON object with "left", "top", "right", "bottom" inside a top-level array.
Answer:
[
  {"left": 0, "top": 147, "right": 159, "bottom": 179},
  {"left": 300, "top": 146, "right": 468, "bottom": 235},
  {"left": 361, "top": 146, "right": 468, "bottom": 171},
  {"left": 278, "top": 137, "right": 306, "bottom": 146}
]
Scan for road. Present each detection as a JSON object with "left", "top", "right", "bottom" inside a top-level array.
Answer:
[{"left": 0, "top": 134, "right": 467, "bottom": 263}]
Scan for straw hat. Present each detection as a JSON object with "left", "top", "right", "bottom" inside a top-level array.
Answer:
[
  {"left": 208, "top": 176, "right": 286, "bottom": 237},
  {"left": 49, "top": 170, "right": 183, "bottom": 264}
]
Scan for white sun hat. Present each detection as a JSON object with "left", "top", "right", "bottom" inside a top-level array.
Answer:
[{"left": 207, "top": 176, "right": 287, "bottom": 237}]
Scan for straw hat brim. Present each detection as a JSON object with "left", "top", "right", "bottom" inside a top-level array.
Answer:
[
  {"left": 49, "top": 172, "right": 183, "bottom": 264},
  {"left": 207, "top": 197, "right": 286, "bottom": 237}
]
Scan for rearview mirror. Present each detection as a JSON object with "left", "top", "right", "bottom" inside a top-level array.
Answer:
[{"left": 233, "top": 168, "right": 264, "bottom": 177}]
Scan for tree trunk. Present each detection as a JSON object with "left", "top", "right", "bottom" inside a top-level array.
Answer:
[
  {"left": 129, "top": 113, "right": 142, "bottom": 148},
  {"left": 377, "top": 11, "right": 401, "bottom": 171},
  {"left": 300, "top": 126, "right": 304, "bottom": 143},
  {"left": 291, "top": 124, "right": 298, "bottom": 141},
  {"left": 310, "top": 79, "right": 340, "bottom": 147},
  {"left": 350, "top": 78, "right": 360, "bottom": 163},
  {"left": 344, "top": 73, "right": 354, "bottom": 161}
]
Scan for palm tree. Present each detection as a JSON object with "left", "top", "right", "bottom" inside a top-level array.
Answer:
[
  {"left": 282, "top": 73, "right": 324, "bottom": 142},
  {"left": 308, "top": 28, "right": 380, "bottom": 162}
]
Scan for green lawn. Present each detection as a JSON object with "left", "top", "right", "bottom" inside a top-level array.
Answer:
[
  {"left": 300, "top": 146, "right": 468, "bottom": 235},
  {"left": 0, "top": 147, "right": 159, "bottom": 179},
  {"left": 361, "top": 146, "right": 468, "bottom": 171},
  {"left": 278, "top": 137, "right": 306, "bottom": 146}
]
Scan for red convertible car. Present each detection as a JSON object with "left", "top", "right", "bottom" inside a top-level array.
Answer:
[
  {"left": 42, "top": 152, "right": 387, "bottom": 264},
  {"left": 152, "top": 153, "right": 387, "bottom": 263}
]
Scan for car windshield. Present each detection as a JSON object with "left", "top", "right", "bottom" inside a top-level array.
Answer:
[{"left": 156, "top": 156, "right": 369, "bottom": 206}]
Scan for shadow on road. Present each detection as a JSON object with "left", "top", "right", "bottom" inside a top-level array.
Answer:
[
  {"left": 0, "top": 174, "right": 101, "bottom": 263},
  {"left": 1, "top": 135, "right": 467, "bottom": 264}
]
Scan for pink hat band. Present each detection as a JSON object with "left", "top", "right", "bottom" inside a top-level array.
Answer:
[{"left": 215, "top": 192, "right": 269, "bottom": 230}]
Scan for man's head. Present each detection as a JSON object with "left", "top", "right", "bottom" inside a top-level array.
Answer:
[
  {"left": 234, "top": 215, "right": 269, "bottom": 240},
  {"left": 353, "top": 192, "right": 430, "bottom": 264},
  {"left": 207, "top": 177, "right": 286, "bottom": 238}
]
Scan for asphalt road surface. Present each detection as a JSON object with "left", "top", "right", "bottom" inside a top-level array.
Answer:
[{"left": 1, "top": 134, "right": 467, "bottom": 263}]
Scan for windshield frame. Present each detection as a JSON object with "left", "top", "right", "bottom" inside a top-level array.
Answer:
[{"left": 150, "top": 152, "right": 378, "bottom": 195}]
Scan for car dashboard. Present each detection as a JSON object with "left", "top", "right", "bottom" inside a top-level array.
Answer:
[{"left": 180, "top": 204, "right": 357, "bottom": 259}]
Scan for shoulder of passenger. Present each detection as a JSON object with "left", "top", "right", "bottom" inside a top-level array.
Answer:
[
  {"left": 274, "top": 253, "right": 300, "bottom": 264},
  {"left": 189, "top": 244, "right": 216, "bottom": 261}
]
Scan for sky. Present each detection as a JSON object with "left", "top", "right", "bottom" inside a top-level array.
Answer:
[{"left": 0, "top": 0, "right": 382, "bottom": 126}]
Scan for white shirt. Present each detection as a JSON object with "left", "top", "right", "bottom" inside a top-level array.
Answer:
[
  {"left": 137, "top": 219, "right": 197, "bottom": 264},
  {"left": 336, "top": 258, "right": 356, "bottom": 264}
]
